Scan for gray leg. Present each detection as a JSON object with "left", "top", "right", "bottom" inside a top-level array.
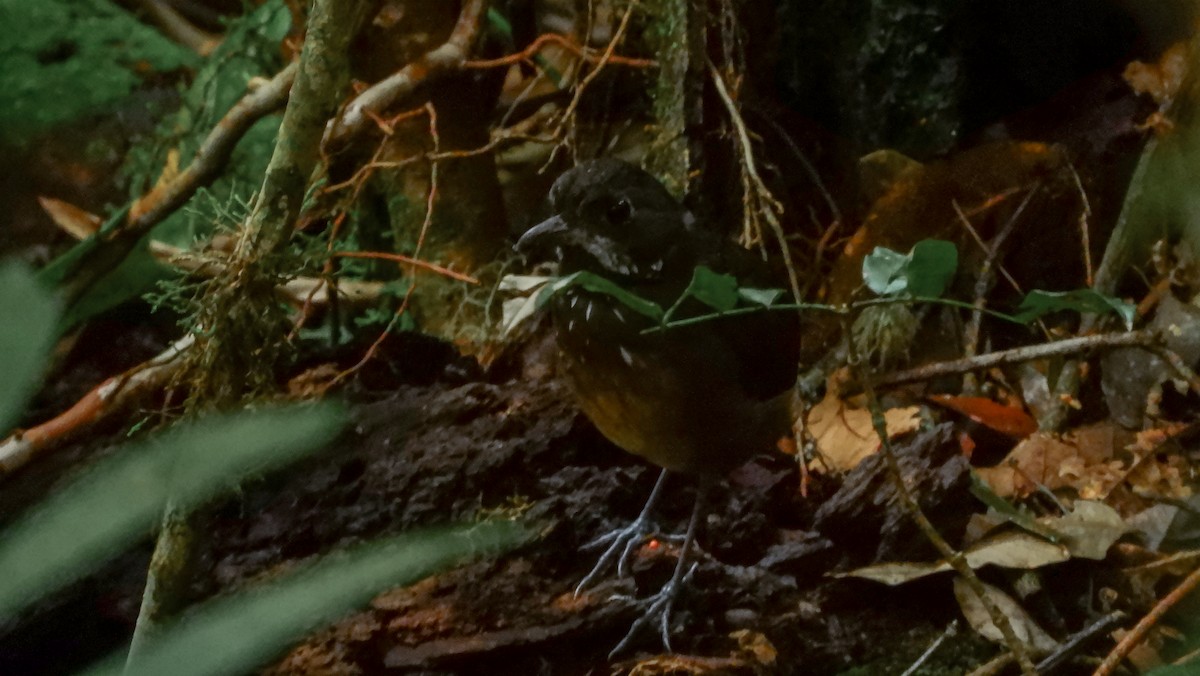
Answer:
[
  {"left": 609, "top": 479, "right": 709, "bottom": 658},
  {"left": 575, "top": 468, "right": 672, "bottom": 597}
]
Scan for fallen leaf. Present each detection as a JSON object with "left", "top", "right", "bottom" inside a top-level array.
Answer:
[
  {"left": 976, "top": 424, "right": 1138, "bottom": 500},
  {"left": 807, "top": 372, "right": 921, "bottom": 472},
  {"left": 837, "top": 530, "right": 1069, "bottom": 585},
  {"left": 38, "top": 197, "right": 101, "bottom": 240},
  {"left": 953, "top": 577, "right": 1059, "bottom": 655},
  {"left": 928, "top": 394, "right": 1037, "bottom": 439},
  {"left": 1037, "top": 500, "right": 1130, "bottom": 560}
]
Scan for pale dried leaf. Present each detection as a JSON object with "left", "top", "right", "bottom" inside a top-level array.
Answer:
[
  {"left": 953, "top": 577, "right": 1059, "bottom": 655},
  {"left": 807, "top": 374, "right": 921, "bottom": 472},
  {"left": 838, "top": 530, "right": 1069, "bottom": 585},
  {"left": 38, "top": 197, "right": 102, "bottom": 240},
  {"left": 1037, "top": 500, "right": 1130, "bottom": 560}
]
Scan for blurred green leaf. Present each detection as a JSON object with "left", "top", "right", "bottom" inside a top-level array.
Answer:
[
  {"left": 0, "top": 261, "right": 61, "bottom": 431},
  {"left": 1015, "top": 289, "right": 1135, "bottom": 329},
  {"left": 0, "top": 403, "right": 345, "bottom": 617},
  {"left": 682, "top": 266, "right": 740, "bottom": 312},
  {"left": 862, "top": 246, "right": 910, "bottom": 296},
  {"left": 536, "top": 271, "right": 665, "bottom": 321},
  {"left": 85, "top": 521, "right": 529, "bottom": 676},
  {"left": 906, "top": 239, "right": 958, "bottom": 298},
  {"left": 738, "top": 286, "right": 785, "bottom": 307}
]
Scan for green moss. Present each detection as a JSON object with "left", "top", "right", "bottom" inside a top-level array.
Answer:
[
  {"left": 0, "top": 0, "right": 196, "bottom": 147},
  {"left": 120, "top": 0, "right": 292, "bottom": 248}
]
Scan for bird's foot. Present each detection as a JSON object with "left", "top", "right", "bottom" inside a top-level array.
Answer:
[
  {"left": 609, "top": 561, "right": 699, "bottom": 658},
  {"left": 575, "top": 516, "right": 683, "bottom": 597}
]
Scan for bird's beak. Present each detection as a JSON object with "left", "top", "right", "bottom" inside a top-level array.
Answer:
[{"left": 515, "top": 214, "right": 569, "bottom": 260}]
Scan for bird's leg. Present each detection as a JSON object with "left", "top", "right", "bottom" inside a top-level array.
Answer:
[
  {"left": 609, "top": 479, "right": 709, "bottom": 658},
  {"left": 575, "top": 468, "right": 676, "bottom": 597}
]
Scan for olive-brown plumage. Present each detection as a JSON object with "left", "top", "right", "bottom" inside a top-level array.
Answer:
[{"left": 517, "top": 158, "right": 798, "bottom": 653}]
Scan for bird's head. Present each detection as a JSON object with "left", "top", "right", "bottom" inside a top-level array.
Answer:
[{"left": 516, "top": 159, "right": 695, "bottom": 281}]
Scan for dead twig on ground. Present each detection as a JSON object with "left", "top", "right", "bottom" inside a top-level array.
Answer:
[
  {"left": 1095, "top": 564, "right": 1200, "bottom": 676},
  {"left": 0, "top": 335, "right": 194, "bottom": 477},
  {"left": 843, "top": 312, "right": 1039, "bottom": 675}
]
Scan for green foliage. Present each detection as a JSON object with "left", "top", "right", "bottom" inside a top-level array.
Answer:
[
  {"left": 0, "top": 404, "right": 345, "bottom": 618},
  {"left": 122, "top": 0, "right": 292, "bottom": 249},
  {"left": 85, "top": 521, "right": 529, "bottom": 676},
  {"left": 3, "top": 256, "right": 524, "bottom": 676},
  {"left": 536, "top": 270, "right": 666, "bottom": 321},
  {"left": 678, "top": 266, "right": 740, "bottom": 312},
  {"left": 36, "top": 1, "right": 293, "bottom": 331},
  {"left": 0, "top": 0, "right": 196, "bottom": 147},
  {"left": 1015, "top": 289, "right": 1136, "bottom": 330},
  {"left": 863, "top": 239, "right": 958, "bottom": 298},
  {"left": 0, "top": 261, "right": 60, "bottom": 431}
]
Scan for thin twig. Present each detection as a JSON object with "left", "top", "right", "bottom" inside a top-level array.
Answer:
[
  {"left": 61, "top": 61, "right": 298, "bottom": 306},
  {"left": 331, "top": 103, "right": 444, "bottom": 386},
  {"left": 546, "top": 1, "right": 639, "bottom": 166},
  {"left": 0, "top": 335, "right": 194, "bottom": 476},
  {"left": 332, "top": 251, "right": 477, "bottom": 284},
  {"left": 136, "top": 0, "right": 220, "bottom": 55},
  {"left": 879, "top": 330, "right": 1156, "bottom": 387},
  {"left": 1035, "top": 611, "right": 1125, "bottom": 673},
  {"left": 954, "top": 186, "right": 1039, "bottom": 392},
  {"left": 327, "top": 0, "right": 487, "bottom": 145},
  {"left": 462, "top": 31, "right": 655, "bottom": 69},
  {"left": 708, "top": 60, "right": 803, "bottom": 305},
  {"left": 1094, "top": 563, "right": 1200, "bottom": 676},
  {"left": 841, "top": 314, "right": 1038, "bottom": 675},
  {"left": 900, "top": 621, "right": 958, "bottom": 676},
  {"left": 1067, "top": 161, "right": 1094, "bottom": 287}
]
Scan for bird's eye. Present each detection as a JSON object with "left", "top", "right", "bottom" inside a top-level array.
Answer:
[{"left": 606, "top": 199, "right": 633, "bottom": 225}]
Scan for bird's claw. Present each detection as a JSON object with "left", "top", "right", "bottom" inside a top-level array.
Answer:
[
  {"left": 608, "top": 562, "right": 699, "bottom": 658},
  {"left": 576, "top": 515, "right": 679, "bottom": 596}
]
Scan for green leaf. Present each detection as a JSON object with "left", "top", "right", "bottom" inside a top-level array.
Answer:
[
  {"left": 0, "top": 261, "right": 61, "bottom": 432},
  {"left": 535, "top": 271, "right": 664, "bottom": 321},
  {"left": 738, "top": 286, "right": 785, "bottom": 307},
  {"left": 84, "top": 521, "right": 529, "bottom": 676},
  {"left": 0, "top": 403, "right": 345, "bottom": 617},
  {"left": 682, "top": 266, "right": 740, "bottom": 312},
  {"left": 969, "top": 471, "right": 1060, "bottom": 543},
  {"left": 863, "top": 240, "right": 959, "bottom": 298},
  {"left": 906, "top": 239, "right": 958, "bottom": 298},
  {"left": 1015, "top": 289, "right": 1136, "bottom": 329},
  {"left": 862, "top": 247, "right": 910, "bottom": 295}
]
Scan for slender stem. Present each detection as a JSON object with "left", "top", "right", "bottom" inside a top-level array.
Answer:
[{"left": 840, "top": 315, "right": 1039, "bottom": 675}]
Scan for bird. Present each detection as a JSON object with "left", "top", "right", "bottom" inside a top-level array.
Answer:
[{"left": 516, "top": 158, "right": 799, "bottom": 655}]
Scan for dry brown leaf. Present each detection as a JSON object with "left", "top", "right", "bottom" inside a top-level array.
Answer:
[
  {"left": 1123, "top": 42, "right": 1188, "bottom": 108},
  {"left": 37, "top": 196, "right": 102, "bottom": 240},
  {"left": 976, "top": 423, "right": 1141, "bottom": 500},
  {"left": 975, "top": 433, "right": 1086, "bottom": 498},
  {"left": 1110, "top": 627, "right": 1167, "bottom": 673},
  {"left": 806, "top": 372, "right": 921, "bottom": 472}
]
